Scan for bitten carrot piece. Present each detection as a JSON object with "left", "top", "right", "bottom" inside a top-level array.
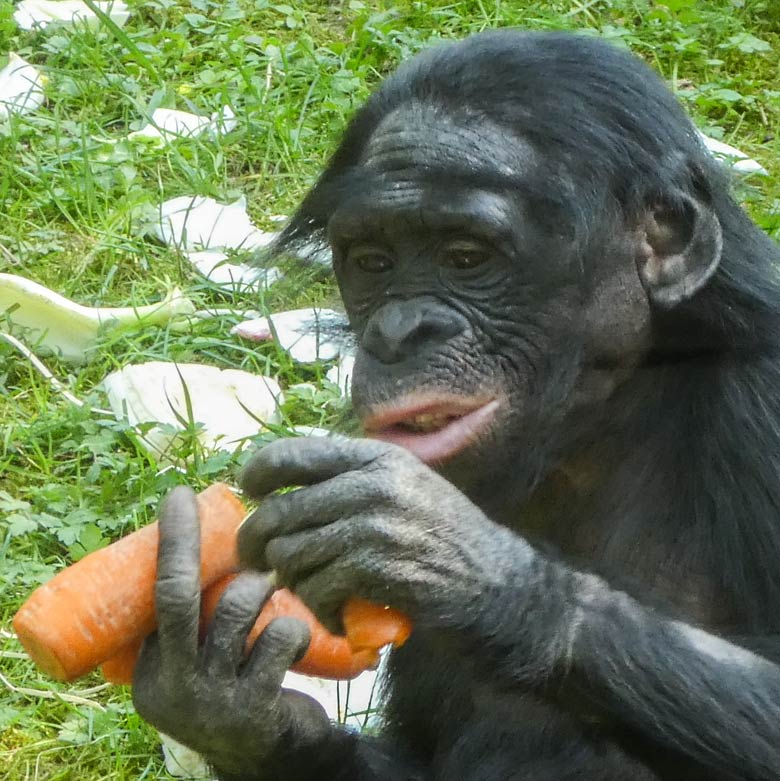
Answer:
[
  {"left": 343, "top": 598, "right": 413, "bottom": 651},
  {"left": 101, "top": 575, "right": 410, "bottom": 684},
  {"left": 13, "top": 483, "right": 245, "bottom": 682}
]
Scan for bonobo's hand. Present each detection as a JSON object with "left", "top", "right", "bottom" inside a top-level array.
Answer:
[
  {"left": 132, "top": 487, "right": 333, "bottom": 780},
  {"left": 238, "top": 437, "right": 530, "bottom": 634}
]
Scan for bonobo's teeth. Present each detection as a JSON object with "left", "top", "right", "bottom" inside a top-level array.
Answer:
[{"left": 399, "top": 413, "right": 454, "bottom": 433}]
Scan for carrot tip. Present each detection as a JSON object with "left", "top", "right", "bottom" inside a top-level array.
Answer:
[{"left": 12, "top": 621, "right": 70, "bottom": 681}]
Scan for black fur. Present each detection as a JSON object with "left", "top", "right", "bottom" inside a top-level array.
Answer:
[
  {"left": 269, "top": 30, "right": 780, "bottom": 779},
  {"left": 135, "top": 30, "right": 780, "bottom": 781}
]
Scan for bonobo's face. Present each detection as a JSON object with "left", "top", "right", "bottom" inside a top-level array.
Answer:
[{"left": 328, "top": 105, "right": 647, "bottom": 505}]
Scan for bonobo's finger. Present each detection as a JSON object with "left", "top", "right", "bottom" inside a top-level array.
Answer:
[
  {"left": 156, "top": 486, "right": 201, "bottom": 670},
  {"left": 237, "top": 474, "right": 377, "bottom": 569},
  {"left": 132, "top": 632, "right": 162, "bottom": 704},
  {"left": 256, "top": 523, "right": 350, "bottom": 584},
  {"left": 133, "top": 634, "right": 179, "bottom": 732},
  {"left": 200, "top": 572, "right": 275, "bottom": 680},
  {"left": 242, "top": 616, "right": 311, "bottom": 694},
  {"left": 239, "top": 436, "right": 392, "bottom": 499},
  {"left": 295, "top": 565, "right": 360, "bottom": 637}
]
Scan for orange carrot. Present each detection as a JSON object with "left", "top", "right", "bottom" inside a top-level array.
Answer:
[
  {"left": 343, "top": 598, "right": 413, "bottom": 652},
  {"left": 100, "top": 637, "right": 144, "bottom": 685},
  {"left": 199, "top": 575, "right": 377, "bottom": 679},
  {"left": 14, "top": 483, "right": 413, "bottom": 684},
  {"left": 101, "top": 575, "right": 412, "bottom": 684},
  {"left": 13, "top": 483, "right": 245, "bottom": 682}
]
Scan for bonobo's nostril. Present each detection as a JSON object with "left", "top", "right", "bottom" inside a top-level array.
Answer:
[{"left": 362, "top": 298, "right": 467, "bottom": 364}]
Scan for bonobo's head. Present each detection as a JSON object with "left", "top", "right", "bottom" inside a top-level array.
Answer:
[{"left": 267, "top": 30, "right": 747, "bottom": 509}]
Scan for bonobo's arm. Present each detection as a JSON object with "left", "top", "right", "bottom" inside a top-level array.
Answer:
[
  {"left": 132, "top": 487, "right": 426, "bottom": 781},
  {"left": 470, "top": 556, "right": 780, "bottom": 780},
  {"left": 238, "top": 437, "right": 780, "bottom": 781}
]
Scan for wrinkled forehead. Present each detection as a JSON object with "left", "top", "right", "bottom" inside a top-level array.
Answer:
[
  {"left": 359, "top": 101, "right": 536, "bottom": 180},
  {"left": 327, "top": 102, "right": 568, "bottom": 246}
]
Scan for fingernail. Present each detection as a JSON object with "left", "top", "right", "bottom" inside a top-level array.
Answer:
[{"left": 238, "top": 509, "right": 255, "bottom": 531}]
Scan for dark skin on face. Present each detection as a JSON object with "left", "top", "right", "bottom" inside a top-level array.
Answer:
[
  {"left": 133, "top": 30, "right": 780, "bottom": 781},
  {"left": 329, "top": 106, "right": 594, "bottom": 504}
]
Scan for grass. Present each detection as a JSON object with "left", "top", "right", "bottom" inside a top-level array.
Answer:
[{"left": 1, "top": 0, "right": 779, "bottom": 778}]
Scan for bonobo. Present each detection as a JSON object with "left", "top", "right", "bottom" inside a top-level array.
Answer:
[{"left": 133, "top": 30, "right": 780, "bottom": 780}]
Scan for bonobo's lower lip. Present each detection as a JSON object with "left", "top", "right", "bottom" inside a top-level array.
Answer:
[{"left": 362, "top": 395, "right": 500, "bottom": 464}]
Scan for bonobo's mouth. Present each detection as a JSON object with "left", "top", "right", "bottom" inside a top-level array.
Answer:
[{"left": 362, "top": 394, "right": 500, "bottom": 464}]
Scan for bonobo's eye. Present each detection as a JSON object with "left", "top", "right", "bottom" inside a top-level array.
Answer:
[
  {"left": 438, "top": 238, "right": 492, "bottom": 270},
  {"left": 345, "top": 244, "right": 395, "bottom": 273}
]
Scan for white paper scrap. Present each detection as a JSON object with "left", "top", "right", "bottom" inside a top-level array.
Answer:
[
  {"left": 186, "top": 249, "right": 283, "bottom": 290},
  {"left": 326, "top": 354, "right": 355, "bottom": 397},
  {"left": 231, "top": 307, "right": 350, "bottom": 363},
  {"left": 0, "top": 53, "right": 45, "bottom": 120},
  {"left": 699, "top": 131, "right": 767, "bottom": 176},
  {"left": 159, "top": 733, "right": 213, "bottom": 779},
  {"left": 282, "top": 667, "right": 382, "bottom": 732},
  {"left": 14, "top": 0, "right": 130, "bottom": 30},
  {"left": 129, "top": 106, "right": 237, "bottom": 143},
  {"left": 102, "top": 362, "right": 283, "bottom": 459},
  {"left": 152, "top": 195, "right": 276, "bottom": 252}
]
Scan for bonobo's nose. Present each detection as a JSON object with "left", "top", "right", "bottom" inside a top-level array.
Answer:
[{"left": 361, "top": 297, "right": 467, "bottom": 364}]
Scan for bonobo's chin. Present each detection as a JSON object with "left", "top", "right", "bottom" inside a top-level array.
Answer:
[{"left": 361, "top": 393, "right": 500, "bottom": 465}]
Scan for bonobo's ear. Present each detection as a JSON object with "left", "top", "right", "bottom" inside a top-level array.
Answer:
[{"left": 635, "top": 191, "right": 723, "bottom": 308}]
